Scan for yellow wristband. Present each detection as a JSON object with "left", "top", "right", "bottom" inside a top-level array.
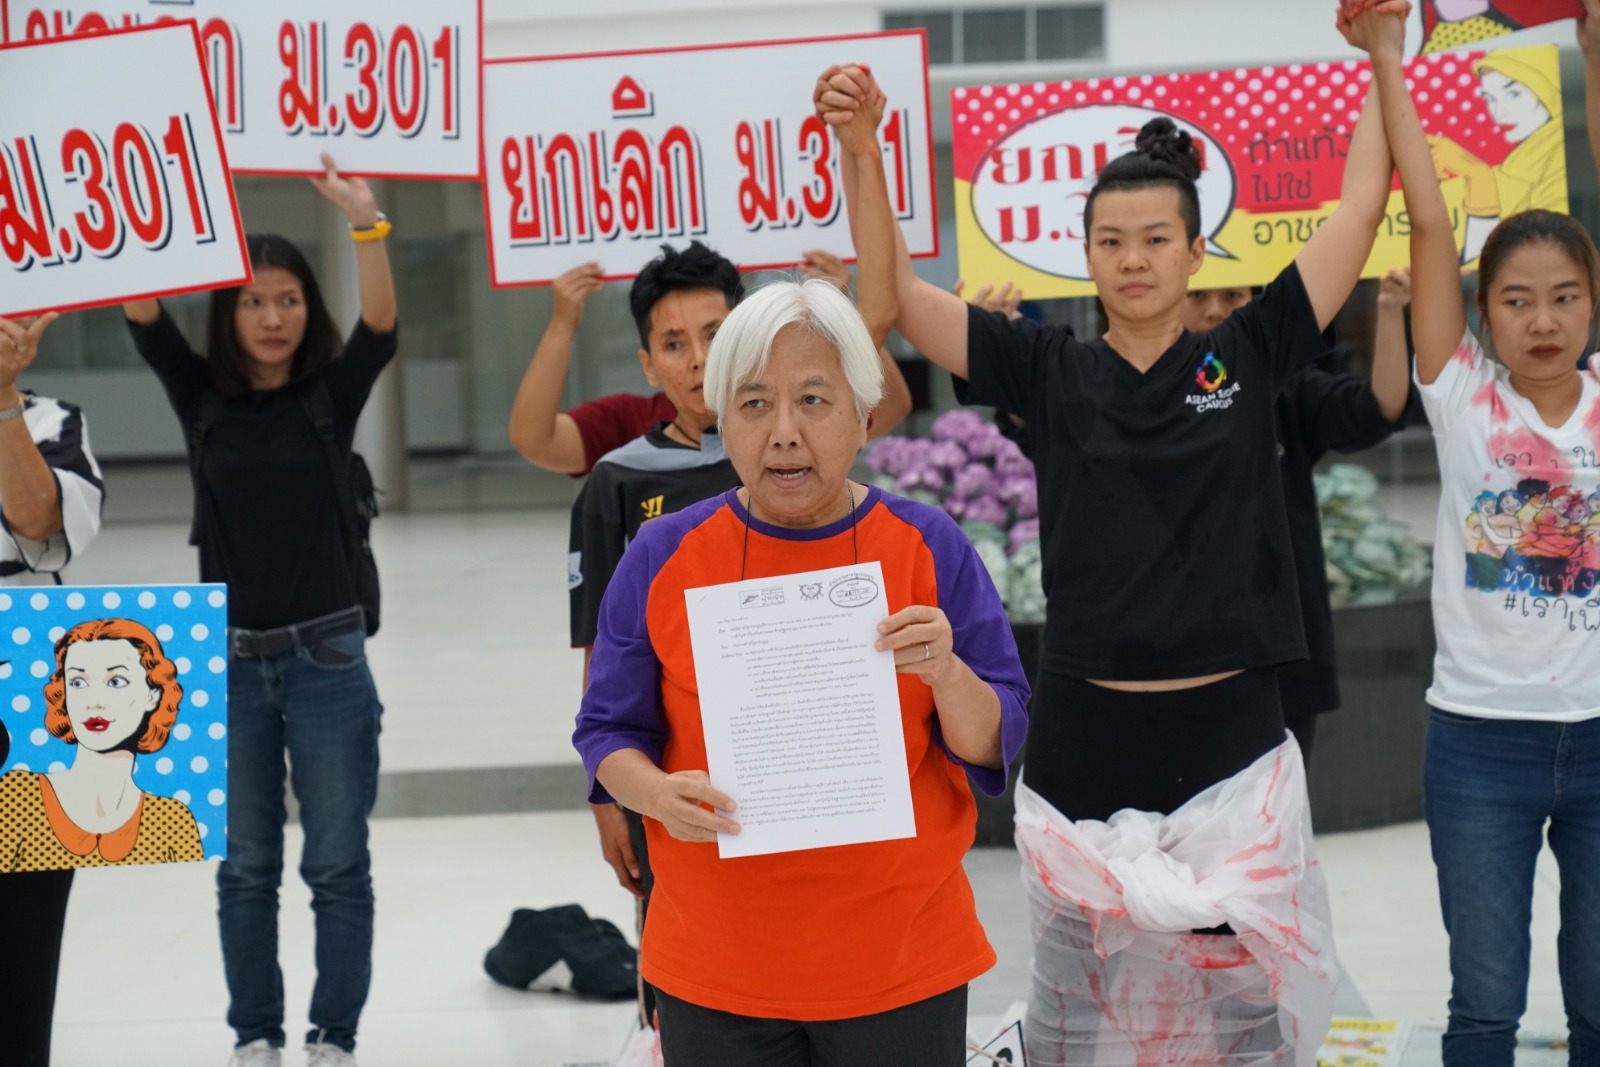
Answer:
[{"left": 349, "top": 216, "right": 391, "bottom": 243}]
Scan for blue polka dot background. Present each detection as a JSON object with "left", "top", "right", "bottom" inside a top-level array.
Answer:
[{"left": 0, "top": 584, "right": 229, "bottom": 863}]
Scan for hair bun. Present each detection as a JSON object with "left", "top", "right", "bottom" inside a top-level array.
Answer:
[{"left": 1134, "top": 118, "right": 1202, "bottom": 183}]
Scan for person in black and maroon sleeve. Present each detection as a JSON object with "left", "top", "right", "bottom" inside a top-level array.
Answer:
[{"left": 508, "top": 252, "right": 914, "bottom": 478}]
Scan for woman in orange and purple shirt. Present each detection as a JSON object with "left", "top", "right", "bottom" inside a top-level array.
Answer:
[{"left": 573, "top": 278, "right": 1030, "bottom": 1066}]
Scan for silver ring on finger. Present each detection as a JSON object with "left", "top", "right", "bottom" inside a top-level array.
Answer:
[{"left": 922, "top": 642, "right": 931, "bottom": 661}]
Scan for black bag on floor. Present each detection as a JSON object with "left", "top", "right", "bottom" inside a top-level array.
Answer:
[{"left": 484, "top": 903, "right": 637, "bottom": 1001}]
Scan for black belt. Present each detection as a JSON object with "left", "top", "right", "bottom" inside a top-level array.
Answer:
[{"left": 228, "top": 606, "right": 365, "bottom": 659}]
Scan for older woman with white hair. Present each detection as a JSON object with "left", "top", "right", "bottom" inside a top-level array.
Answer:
[{"left": 573, "top": 278, "right": 1030, "bottom": 1066}]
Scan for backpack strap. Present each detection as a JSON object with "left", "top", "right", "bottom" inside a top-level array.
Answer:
[
  {"left": 186, "top": 392, "right": 226, "bottom": 547},
  {"left": 297, "top": 382, "right": 365, "bottom": 583}
]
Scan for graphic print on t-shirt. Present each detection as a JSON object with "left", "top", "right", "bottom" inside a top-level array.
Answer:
[
  {"left": 1463, "top": 478, "right": 1600, "bottom": 601},
  {"left": 1185, "top": 351, "right": 1242, "bottom": 413}
]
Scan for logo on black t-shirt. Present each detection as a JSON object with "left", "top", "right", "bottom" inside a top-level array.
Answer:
[
  {"left": 1194, "top": 353, "right": 1228, "bottom": 392},
  {"left": 1186, "top": 352, "right": 1241, "bottom": 412},
  {"left": 640, "top": 495, "right": 665, "bottom": 521}
]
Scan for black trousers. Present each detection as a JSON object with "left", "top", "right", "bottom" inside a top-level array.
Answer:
[
  {"left": 1021, "top": 668, "right": 1287, "bottom": 822},
  {"left": 656, "top": 985, "right": 968, "bottom": 1067},
  {"left": 622, "top": 806, "right": 658, "bottom": 1026},
  {"left": 0, "top": 868, "right": 74, "bottom": 1067},
  {"left": 1284, "top": 712, "right": 1318, "bottom": 769}
]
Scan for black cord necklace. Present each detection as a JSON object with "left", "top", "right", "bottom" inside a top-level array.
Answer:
[
  {"left": 668, "top": 417, "right": 702, "bottom": 448},
  {"left": 739, "top": 481, "right": 859, "bottom": 581}
]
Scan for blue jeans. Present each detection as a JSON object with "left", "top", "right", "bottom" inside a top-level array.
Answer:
[
  {"left": 1424, "top": 708, "right": 1600, "bottom": 1067},
  {"left": 219, "top": 614, "right": 382, "bottom": 1053}
]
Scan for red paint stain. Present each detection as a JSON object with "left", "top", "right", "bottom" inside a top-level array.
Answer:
[
  {"left": 1488, "top": 426, "right": 1569, "bottom": 480},
  {"left": 1226, "top": 830, "right": 1282, "bottom": 864},
  {"left": 1471, "top": 380, "right": 1511, "bottom": 424}
]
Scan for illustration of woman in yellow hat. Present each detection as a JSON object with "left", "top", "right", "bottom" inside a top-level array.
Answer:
[{"left": 1427, "top": 50, "right": 1567, "bottom": 265}]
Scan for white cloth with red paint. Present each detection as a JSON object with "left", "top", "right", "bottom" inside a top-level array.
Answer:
[
  {"left": 1015, "top": 738, "right": 1334, "bottom": 1066},
  {"left": 616, "top": 1024, "right": 663, "bottom": 1067},
  {"left": 1415, "top": 330, "right": 1600, "bottom": 721}
]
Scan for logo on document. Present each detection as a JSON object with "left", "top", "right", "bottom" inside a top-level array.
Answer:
[
  {"left": 740, "top": 587, "right": 785, "bottom": 609},
  {"left": 828, "top": 573, "right": 880, "bottom": 608},
  {"left": 799, "top": 582, "right": 823, "bottom": 601}
]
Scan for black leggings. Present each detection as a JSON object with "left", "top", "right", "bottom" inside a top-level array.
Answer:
[
  {"left": 1022, "top": 669, "right": 1286, "bottom": 821},
  {"left": 656, "top": 985, "right": 968, "bottom": 1067},
  {"left": 0, "top": 868, "right": 74, "bottom": 1067}
]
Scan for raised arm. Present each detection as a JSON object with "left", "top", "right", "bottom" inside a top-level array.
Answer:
[
  {"left": 1364, "top": 2, "right": 1463, "bottom": 383},
  {"left": 508, "top": 263, "right": 605, "bottom": 473},
  {"left": 123, "top": 298, "right": 160, "bottom": 326},
  {"left": 1372, "top": 267, "right": 1412, "bottom": 420},
  {"left": 1295, "top": 3, "right": 1402, "bottom": 330},
  {"left": 0, "top": 315, "right": 64, "bottom": 540},
  {"left": 800, "top": 247, "right": 913, "bottom": 437},
  {"left": 310, "top": 153, "right": 396, "bottom": 333},
  {"left": 820, "top": 65, "right": 971, "bottom": 378},
  {"left": 1580, "top": 0, "right": 1600, "bottom": 180}
]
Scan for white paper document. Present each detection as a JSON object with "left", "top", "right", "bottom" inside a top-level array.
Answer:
[{"left": 684, "top": 560, "right": 916, "bottom": 859}]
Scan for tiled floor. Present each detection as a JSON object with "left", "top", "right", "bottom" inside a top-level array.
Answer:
[{"left": 44, "top": 472, "right": 1573, "bottom": 1066}]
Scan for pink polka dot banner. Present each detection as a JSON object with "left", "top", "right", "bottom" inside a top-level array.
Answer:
[
  {"left": 950, "top": 44, "right": 1566, "bottom": 299},
  {"left": 0, "top": 584, "right": 228, "bottom": 871}
]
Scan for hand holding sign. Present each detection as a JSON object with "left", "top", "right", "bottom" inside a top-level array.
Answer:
[
  {"left": 800, "top": 248, "right": 851, "bottom": 291},
  {"left": 0, "top": 313, "right": 59, "bottom": 391},
  {"left": 1378, "top": 266, "right": 1413, "bottom": 309},
  {"left": 308, "top": 153, "right": 380, "bottom": 229},
  {"left": 550, "top": 263, "right": 606, "bottom": 331}
]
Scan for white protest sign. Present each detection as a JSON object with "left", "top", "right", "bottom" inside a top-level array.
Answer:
[
  {"left": 0, "top": 23, "right": 250, "bottom": 317},
  {"left": 482, "top": 30, "right": 937, "bottom": 285},
  {"left": 4, "top": 0, "right": 482, "bottom": 180}
]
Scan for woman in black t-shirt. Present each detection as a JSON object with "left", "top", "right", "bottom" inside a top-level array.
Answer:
[
  {"left": 823, "top": 5, "right": 1406, "bottom": 1063},
  {"left": 122, "top": 154, "right": 395, "bottom": 1067}
]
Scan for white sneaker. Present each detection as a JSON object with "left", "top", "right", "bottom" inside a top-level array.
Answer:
[
  {"left": 305, "top": 1044, "right": 357, "bottom": 1067},
  {"left": 227, "top": 1040, "right": 282, "bottom": 1067}
]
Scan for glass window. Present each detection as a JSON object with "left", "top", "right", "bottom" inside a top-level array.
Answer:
[
  {"left": 1035, "top": 5, "right": 1106, "bottom": 61},
  {"left": 962, "top": 7, "right": 1027, "bottom": 64},
  {"left": 884, "top": 11, "right": 955, "bottom": 66}
]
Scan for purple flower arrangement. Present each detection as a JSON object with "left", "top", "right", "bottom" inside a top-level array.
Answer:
[{"left": 863, "top": 410, "right": 1046, "bottom": 622}]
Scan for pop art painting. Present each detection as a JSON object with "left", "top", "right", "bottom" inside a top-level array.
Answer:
[
  {"left": 951, "top": 44, "right": 1565, "bottom": 298},
  {"left": 0, "top": 585, "right": 228, "bottom": 870},
  {"left": 1417, "top": 0, "right": 1582, "bottom": 55}
]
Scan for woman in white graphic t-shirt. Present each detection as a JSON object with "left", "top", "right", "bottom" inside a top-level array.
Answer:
[{"left": 1377, "top": 1, "right": 1600, "bottom": 1062}]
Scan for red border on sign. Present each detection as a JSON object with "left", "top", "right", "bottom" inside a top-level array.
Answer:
[
  {"left": 480, "top": 28, "right": 939, "bottom": 289},
  {"left": 0, "top": 20, "right": 255, "bottom": 318},
  {"left": 3, "top": 0, "right": 485, "bottom": 182}
]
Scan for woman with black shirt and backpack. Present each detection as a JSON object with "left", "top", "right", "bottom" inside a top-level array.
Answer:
[
  {"left": 827, "top": 3, "right": 1404, "bottom": 1062},
  {"left": 122, "top": 154, "right": 395, "bottom": 1067}
]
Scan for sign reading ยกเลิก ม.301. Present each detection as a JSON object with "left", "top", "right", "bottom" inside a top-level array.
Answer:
[
  {"left": 0, "top": 22, "right": 251, "bottom": 318},
  {"left": 481, "top": 30, "right": 938, "bottom": 285},
  {"left": 952, "top": 45, "right": 1566, "bottom": 299},
  {"left": 3, "top": 0, "right": 483, "bottom": 180}
]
